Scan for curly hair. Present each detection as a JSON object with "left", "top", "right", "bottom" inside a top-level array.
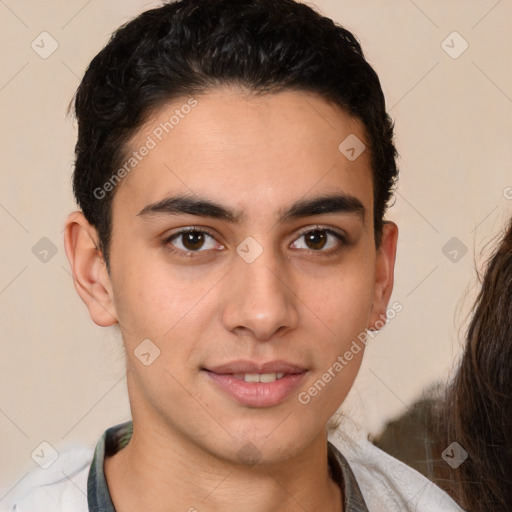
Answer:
[{"left": 70, "top": 0, "right": 398, "bottom": 271}]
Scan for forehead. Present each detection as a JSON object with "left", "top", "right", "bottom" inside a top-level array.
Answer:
[{"left": 112, "top": 87, "right": 373, "bottom": 223}]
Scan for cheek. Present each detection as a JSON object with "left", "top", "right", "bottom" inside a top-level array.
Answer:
[
  {"left": 298, "top": 272, "right": 372, "bottom": 413},
  {"left": 110, "top": 251, "right": 223, "bottom": 338},
  {"left": 302, "top": 264, "right": 374, "bottom": 344}
]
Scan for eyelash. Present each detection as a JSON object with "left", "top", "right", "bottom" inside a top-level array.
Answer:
[{"left": 162, "top": 226, "right": 348, "bottom": 258}]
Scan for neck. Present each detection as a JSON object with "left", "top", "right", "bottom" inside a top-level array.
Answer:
[{"left": 104, "top": 419, "right": 343, "bottom": 512}]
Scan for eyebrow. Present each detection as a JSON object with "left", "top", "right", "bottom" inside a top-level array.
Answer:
[{"left": 137, "top": 193, "right": 365, "bottom": 224}]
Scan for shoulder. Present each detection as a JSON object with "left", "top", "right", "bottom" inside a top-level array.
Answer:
[
  {"left": 4, "top": 444, "right": 93, "bottom": 512},
  {"left": 328, "top": 423, "right": 464, "bottom": 512}
]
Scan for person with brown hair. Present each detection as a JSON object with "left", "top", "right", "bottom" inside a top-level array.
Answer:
[
  {"left": 441, "top": 217, "right": 512, "bottom": 510},
  {"left": 373, "top": 216, "right": 512, "bottom": 510}
]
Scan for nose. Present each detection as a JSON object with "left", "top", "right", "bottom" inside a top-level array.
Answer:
[{"left": 221, "top": 244, "right": 299, "bottom": 340}]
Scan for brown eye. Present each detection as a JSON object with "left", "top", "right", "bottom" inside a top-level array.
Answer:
[
  {"left": 290, "top": 227, "right": 346, "bottom": 253},
  {"left": 182, "top": 231, "right": 206, "bottom": 251},
  {"left": 304, "top": 230, "right": 328, "bottom": 250},
  {"left": 165, "top": 228, "right": 220, "bottom": 255}
]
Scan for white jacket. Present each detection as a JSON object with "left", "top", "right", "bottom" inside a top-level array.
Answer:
[{"left": 3, "top": 422, "right": 464, "bottom": 512}]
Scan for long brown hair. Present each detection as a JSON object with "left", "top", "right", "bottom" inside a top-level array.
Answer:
[{"left": 441, "top": 217, "right": 512, "bottom": 510}]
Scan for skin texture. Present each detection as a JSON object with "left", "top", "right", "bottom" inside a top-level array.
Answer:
[{"left": 64, "top": 87, "right": 398, "bottom": 512}]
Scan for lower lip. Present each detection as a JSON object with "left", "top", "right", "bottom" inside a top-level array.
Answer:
[{"left": 203, "top": 371, "right": 307, "bottom": 407}]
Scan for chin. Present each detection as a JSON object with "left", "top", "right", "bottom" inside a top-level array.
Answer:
[{"left": 210, "top": 422, "right": 309, "bottom": 465}]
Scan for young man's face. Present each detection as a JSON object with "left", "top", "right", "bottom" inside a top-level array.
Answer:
[{"left": 66, "top": 87, "right": 397, "bottom": 466}]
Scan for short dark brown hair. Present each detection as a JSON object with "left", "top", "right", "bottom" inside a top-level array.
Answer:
[{"left": 70, "top": 0, "right": 398, "bottom": 270}]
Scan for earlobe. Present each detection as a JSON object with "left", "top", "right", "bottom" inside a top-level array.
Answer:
[
  {"left": 368, "top": 221, "right": 398, "bottom": 331},
  {"left": 63, "top": 211, "right": 118, "bottom": 327}
]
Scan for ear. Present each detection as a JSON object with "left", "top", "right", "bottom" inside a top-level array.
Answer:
[
  {"left": 368, "top": 221, "right": 398, "bottom": 331},
  {"left": 63, "top": 211, "right": 118, "bottom": 327}
]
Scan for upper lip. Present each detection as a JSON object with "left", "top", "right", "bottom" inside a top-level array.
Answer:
[{"left": 204, "top": 360, "right": 308, "bottom": 374}]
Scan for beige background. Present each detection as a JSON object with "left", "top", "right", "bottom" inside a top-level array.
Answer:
[{"left": 1, "top": 0, "right": 511, "bottom": 505}]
